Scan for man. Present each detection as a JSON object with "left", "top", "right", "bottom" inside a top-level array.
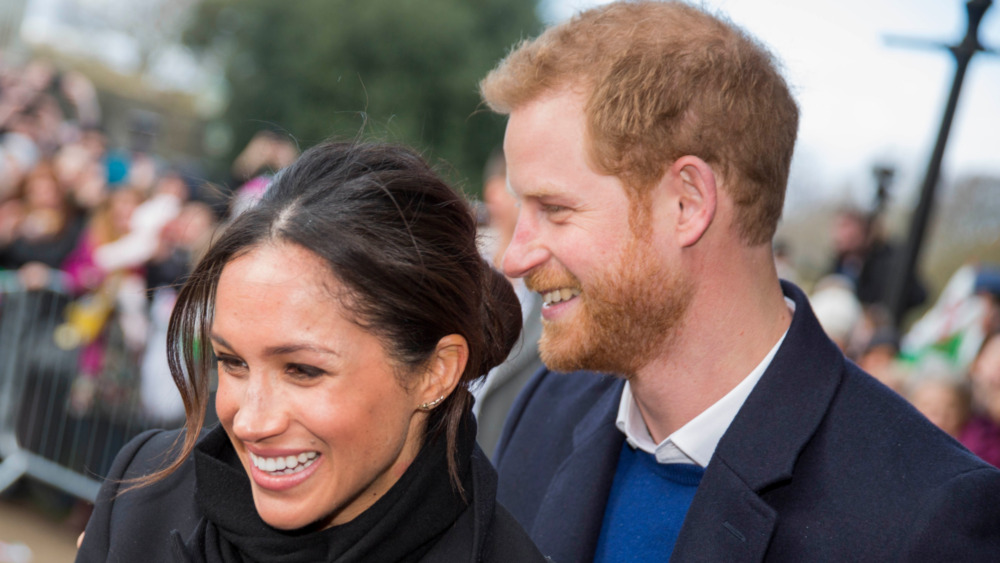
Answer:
[
  {"left": 473, "top": 149, "right": 544, "bottom": 457},
  {"left": 479, "top": 2, "right": 1000, "bottom": 561}
]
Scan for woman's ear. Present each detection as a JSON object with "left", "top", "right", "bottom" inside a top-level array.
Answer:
[{"left": 417, "top": 334, "right": 468, "bottom": 409}]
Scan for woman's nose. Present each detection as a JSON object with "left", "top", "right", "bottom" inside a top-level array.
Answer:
[{"left": 230, "top": 376, "right": 287, "bottom": 442}]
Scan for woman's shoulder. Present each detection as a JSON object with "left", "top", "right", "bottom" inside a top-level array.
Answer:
[
  {"left": 77, "top": 428, "right": 204, "bottom": 563},
  {"left": 110, "top": 428, "right": 187, "bottom": 474},
  {"left": 481, "top": 503, "right": 549, "bottom": 562},
  {"left": 106, "top": 427, "right": 204, "bottom": 508}
]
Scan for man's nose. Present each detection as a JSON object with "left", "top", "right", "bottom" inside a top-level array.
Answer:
[{"left": 502, "top": 213, "right": 549, "bottom": 279}]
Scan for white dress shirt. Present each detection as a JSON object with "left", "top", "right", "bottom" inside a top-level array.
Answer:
[{"left": 616, "top": 298, "right": 796, "bottom": 466}]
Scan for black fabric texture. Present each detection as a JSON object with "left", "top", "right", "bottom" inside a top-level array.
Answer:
[{"left": 175, "top": 417, "right": 474, "bottom": 563}]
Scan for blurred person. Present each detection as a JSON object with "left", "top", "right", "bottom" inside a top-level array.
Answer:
[
  {"left": 229, "top": 130, "right": 299, "bottom": 217},
  {"left": 961, "top": 333, "right": 1000, "bottom": 468},
  {"left": 140, "top": 200, "right": 218, "bottom": 427},
  {"left": 480, "top": 149, "right": 516, "bottom": 269},
  {"left": 76, "top": 142, "right": 544, "bottom": 562},
  {"left": 974, "top": 266, "right": 1000, "bottom": 338},
  {"left": 479, "top": 1, "right": 1000, "bottom": 560},
  {"left": 59, "top": 187, "right": 146, "bottom": 414},
  {"left": 93, "top": 170, "right": 189, "bottom": 274},
  {"left": 57, "top": 70, "right": 102, "bottom": 129},
  {"left": 70, "top": 157, "right": 111, "bottom": 212},
  {"left": 472, "top": 149, "right": 544, "bottom": 458},
  {"left": 828, "top": 206, "right": 926, "bottom": 315},
  {"left": 908, "top": 374, "right": 971, "bottom": 439},
  {"left": 0, "top": 161, "right": 85, "bottom": 288},
  {"left": 858, "top": 328, "right": 905, "bottom": 394},
  {"left": 62, "top": 187, "right": 143, "bottom": 295},
  {"left": 0, "top": 195, "right": 21, "bottom": 250},
  {"left": 0, "top": 111, "right": 41, "bottom": 198},
  {"left": 772, "top": 239, "right": 798, "bottom": 286},
  {"left": 809, "top": 275, "right": 862, "bottom": 354}
]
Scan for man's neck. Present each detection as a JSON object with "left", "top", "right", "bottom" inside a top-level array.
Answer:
[{"left": 630, "top": 264, "right": 792, "bottom": 443}]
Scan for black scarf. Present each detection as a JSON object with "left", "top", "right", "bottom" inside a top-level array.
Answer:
[{"left": 172, "top": 418, "right": 474, "bottom": 563}]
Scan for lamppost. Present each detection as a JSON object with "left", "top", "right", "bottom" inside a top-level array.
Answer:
[{"left": 886, "top": 0, "right": 995, "bottom": 329}]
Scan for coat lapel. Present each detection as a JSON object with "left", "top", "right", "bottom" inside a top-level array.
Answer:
[
  {"left": 673, "top": 282, "right": 846, "bottom": 562},
  {"left": 530, "top": 377, "right": 625, "bottom": 563},
  {"left": 671, "top": 462, "right": 777, "bottom": 562}
]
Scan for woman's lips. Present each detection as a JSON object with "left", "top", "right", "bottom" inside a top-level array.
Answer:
[{"left": 246, "top": 450, "right": 323, "bottom": 492}]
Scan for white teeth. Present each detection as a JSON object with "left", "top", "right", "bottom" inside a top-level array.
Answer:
[
  {"left": 542, "top": 288, "right": 581, "bottom": 306},
  {"left": 250, "top": 451, "right": 319, "bottom": 476}
]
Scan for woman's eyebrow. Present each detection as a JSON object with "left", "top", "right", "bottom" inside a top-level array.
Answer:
[
  {"left": 208, "top": 333, "right": 339, "bottom": 357},
  {"left": 263, "top": 343, "right": 340, "bottom": 357},
  {"left": 209, "top": 332, "right": 233, "bottom": 350}
]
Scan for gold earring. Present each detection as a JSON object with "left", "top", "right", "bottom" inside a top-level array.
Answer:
[{"left": 420, "top": 396, "right": 445, "bottom": 410}]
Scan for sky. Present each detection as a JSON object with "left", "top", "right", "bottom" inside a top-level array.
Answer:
[{"left": 541, "top": 0, "right": 1000, "bottom": 212}]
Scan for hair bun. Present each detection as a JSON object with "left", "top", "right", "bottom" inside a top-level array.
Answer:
[{"left": 478, "top": 261, "right": 523, "bottom": 375}]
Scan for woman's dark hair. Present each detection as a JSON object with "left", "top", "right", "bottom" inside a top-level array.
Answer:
[{"left": 153, "top": 141, "right": 522, "bottom": 492}]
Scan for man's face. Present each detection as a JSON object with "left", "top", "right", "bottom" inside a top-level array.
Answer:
[{"left": 502, "top": 89, "right": 691, "bottom": 376}]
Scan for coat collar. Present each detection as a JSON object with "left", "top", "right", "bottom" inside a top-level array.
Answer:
[
  {"left": 672, "top": 280, "right": 845, "bottom": 561},
  {"left": 531, "top": 374, "right": 626, "bottom": 563}
]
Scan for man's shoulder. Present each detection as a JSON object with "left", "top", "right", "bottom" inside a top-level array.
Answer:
[
  {"left": 524, "top": 368, "right": 621, "bottom": 407},
  {"left": 499, "top": 368, "right": 622, "bottom": 446},
  {"left": 829, "top": 362, "right": 993, "bottom": 476},
  {"left": 755, "top": 361, "right": 1000, "bottom": 557}
]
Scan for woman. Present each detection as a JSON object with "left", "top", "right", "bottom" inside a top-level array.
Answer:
[
  {"left": 0, "top": 160, "right": 85, "bottom": 281},
  {"left": 76, "top": 142, "right": 545, "bottom": 562}
]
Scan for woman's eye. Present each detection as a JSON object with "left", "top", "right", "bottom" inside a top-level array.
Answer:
[
  {"left": 287, "top": 363, "right": 326, "bottom": 379},
  {"left": 215, "top": 354, "right": 248, "bottom": 374}
]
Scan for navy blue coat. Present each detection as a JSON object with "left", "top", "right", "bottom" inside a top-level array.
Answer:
[{"left": 495, "top": 282, "right": 1000, "bottom": 562}]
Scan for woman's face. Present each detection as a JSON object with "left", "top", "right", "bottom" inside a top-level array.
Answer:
[
  {"left": 972, "top": 336, "right": 1000, "bottom": 420},
  {"left": 212, "top": 242, "right": 428, "bottom": 530},
  {"left": 25, "top": 170, "right": 63, "bottom": 209}
]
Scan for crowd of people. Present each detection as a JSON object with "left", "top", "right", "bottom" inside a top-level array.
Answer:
[
  {"left": 806, "top": 210, "right": 1000, "bottom": 468},
  {"left": 0, "top": 54, "right": 245, "bottom": 428}
]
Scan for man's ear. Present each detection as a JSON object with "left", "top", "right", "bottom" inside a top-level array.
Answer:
[
  {"left": 417, "top": 334, "right": 468, "bottom": 410},
  {"left": 669, "top": 155, "right": 717, "bottom": 248}
]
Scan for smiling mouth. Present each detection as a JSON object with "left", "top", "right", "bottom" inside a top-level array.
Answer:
[
  {"left": 541, "top": 288, "right": 581, "bottom": 307},
  {"left": 250, "top": 451, "right": 319, "bottom": 476}
]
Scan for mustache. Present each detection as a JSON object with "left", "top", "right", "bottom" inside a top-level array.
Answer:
[{"left": 525, "top": 264, "right": 581, "bottom": 294}]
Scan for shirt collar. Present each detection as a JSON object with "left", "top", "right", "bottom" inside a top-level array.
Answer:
[{"left": 615, "top": 297, "right": 795, "bottom": 466}]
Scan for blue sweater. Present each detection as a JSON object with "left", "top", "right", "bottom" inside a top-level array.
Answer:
[{"left": 594, "top": 442, "right": 705, "bottom": 562}]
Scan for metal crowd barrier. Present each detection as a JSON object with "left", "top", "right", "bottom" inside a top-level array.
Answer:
[{"left": 0, "top": 275, "right": 153, "bottom": 503}]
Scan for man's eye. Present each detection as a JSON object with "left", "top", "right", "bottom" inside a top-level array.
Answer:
[{"left": 542, "top": 204, "right": 569, "bottom": 214}]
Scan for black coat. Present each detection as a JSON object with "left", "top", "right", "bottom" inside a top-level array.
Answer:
[
  {"left": 495, "top": 281, "right": 1000, "bottom": 562},
  {"left": 77, "top": 424, "right": 545, "bottom": 562}
]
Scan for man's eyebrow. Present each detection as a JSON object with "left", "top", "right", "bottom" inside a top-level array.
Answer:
[
  {"left": 208, "top": 333, "right": 339, "bottom": 357},
  {"left": 506, "top": 175, "right": 568, "bottom": 201},
  {"left": 520, "top": 184, "right": 571, "bottom": 201}
]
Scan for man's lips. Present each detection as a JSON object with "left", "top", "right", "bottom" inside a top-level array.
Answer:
[{"left": 540, "top": 287, "right": 581, "bottom": 307}]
